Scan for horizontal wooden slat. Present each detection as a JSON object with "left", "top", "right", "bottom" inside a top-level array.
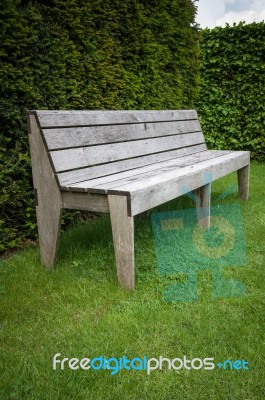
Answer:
[
  {"left": 112, "top": 151, "right": 249, "bottom": 193},
  {"left": 58, "top": 143, "right": 207, "bottom": 187},
  {"left": 68, "top": 150, "right": 232, "bottom": 191},
  {"left": 43, "top": 120, "right": 201, "bottom": 150},
  {"left": 50, "top": 132, "right": 205, "bottom": 172},
  {"left": 35, "top": 110, "right": 198, "bottom": 128},
  {"left": 62, "top": 191, "right": 109, "bottom": 212},
  {"left": 127, "top": 151, "right": 250, "bottom": 215}
]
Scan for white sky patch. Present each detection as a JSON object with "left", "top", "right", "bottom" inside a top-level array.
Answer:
[
  {"left": 196, "top": 0, "right": 225, "bottom": 28},
  {"left": 216, "top": 8, "right": 265, "bottom": 26},
  {"left": 196, "top": 0, "right": 265, "bottom": 28}
]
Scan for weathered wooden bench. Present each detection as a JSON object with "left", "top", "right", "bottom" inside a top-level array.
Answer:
[{"left": 27, "top": 110, "right": 250, "bottom": 290}]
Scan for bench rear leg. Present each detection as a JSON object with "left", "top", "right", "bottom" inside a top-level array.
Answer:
[
  {"left": 193, "top": 183, "right": 211, "bottom": 228},
  {"left": 108, "top": 195, "right": 135, "bottom": 290},
  {"left": 28, "top": 113, "right": 62, "bottom": 268},
  {"left": 237, "top": 165, "right": 249, "bottom": 200}
]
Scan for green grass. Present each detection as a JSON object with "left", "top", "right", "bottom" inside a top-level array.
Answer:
[{"left": 0, "top": 161, "right": 264, "bottom": 400}]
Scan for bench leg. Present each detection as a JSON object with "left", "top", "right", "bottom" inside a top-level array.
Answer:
[
  {"left": 237, "top": 165, "right": 249, "bottom": 200},
  {"left": 193, "top": 183, "right": 211, "bottom": 228},
  {"left": 108, "top": 195, "right": 135, "bottom": 290},
  {"left": 36, "top": 193, "right": 62, "bottom": 268},
  {"left": 28, "top": 113, "right": 62, "bottom": 268}
]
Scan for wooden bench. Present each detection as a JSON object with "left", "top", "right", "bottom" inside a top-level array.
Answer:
[{"left": 27, "top": 110, "right": 250, "bottom": 290}]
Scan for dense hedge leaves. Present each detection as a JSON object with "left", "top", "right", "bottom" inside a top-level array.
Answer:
[
  {"left": 0, "top": 0, "right": 199, "bottom": 251},
  {"left": 197, "top": 22, "right": 265, "bottom": 160}
]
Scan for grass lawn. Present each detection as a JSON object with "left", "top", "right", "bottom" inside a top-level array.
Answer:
[{"left": 0, "top": 161, "right": 264, "bottom": 400}]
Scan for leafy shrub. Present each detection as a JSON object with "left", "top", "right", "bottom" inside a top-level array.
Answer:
[
  {"left": 197, "top": 22, "right": 265, "bottom": 160},
  {"left": 0, "top": 0, "right": 199, "bottom": 252}
]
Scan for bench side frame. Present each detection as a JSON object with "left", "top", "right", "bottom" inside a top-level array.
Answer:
[{"left": 28, "top": 113, "right": 63, "bottom": 268}]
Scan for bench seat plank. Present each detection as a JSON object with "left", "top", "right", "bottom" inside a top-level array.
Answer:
[
  {"left": 66, "top": 150, "right": 233, "bottom": 191},
  {"left": 107, "top": 151, "right": 249, "bottom": 193},
  {"left": 127, "top": 151, "right": 250, "bottom": 215},
  {"left": 57, "top": 143, "right": 207, "bottom": 186}
]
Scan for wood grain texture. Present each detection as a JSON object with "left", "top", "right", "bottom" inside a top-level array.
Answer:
[
  {"left": 109, "top": 151, "right": 249, "bottom": 193},
  {"left": 79, "top": 150, "right": 232, "bottom": 192},
  {"left": 50, "top": 131, "right": 205, "bottom": 172},
  {"left": 62, "top": 191, "right": 109, "bottom": 212},
  {"left": 128, "top": 151, "right": 250, "bottom": 215},
  {"left": 237, "top": 164, "right": 250, "bottom": 200},
  {"left": 28, "top": 114, "right": 62, "bottom": 268},
  {"left": 108, "top": 195, "right": 135, "bottom": 290},
  {"left": 35, "top": 109, "right": 198, "bottom": 128},
  {"left": 58, "top": 143, "right": 207, "bottom": 187},
  {"left": 43, "top": 119, "right": 202, "bottom": 150}
]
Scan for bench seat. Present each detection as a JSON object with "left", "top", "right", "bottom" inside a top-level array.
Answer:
[
  {"left": 62, "top": 149, "right": 248, "bottom": 216},
  {"left": 28, "top": 110, "right": 250, "bottom": 290}
]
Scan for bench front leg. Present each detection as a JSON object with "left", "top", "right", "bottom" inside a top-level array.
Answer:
[
  {"left": 237, "top": 165, "right": 249, "bottom": 200},
  {"left": 108, "top": 195, "right": 135, "bottom": 290},
  {"left": 36, "top": 190, "right": 62, "bottom": 268},
  {"left": 193, "top": 183, "right": 211, "bottom": 228}
]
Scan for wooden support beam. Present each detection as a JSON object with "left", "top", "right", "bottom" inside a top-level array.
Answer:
[
  {"left": 28, "top": 114, "right": 62, "bottom": 268},
  {"left": 193, "top": 183, "right": 211, "bottom": 228},
  {"left": 62, "top": 191, "right": 109, "bottom": 212},
  {"left": 237, "top": 165, "right": 250, "bottom": 200},
  {"left": 108, "top": 195, "right": 135, "bottom": 290}
]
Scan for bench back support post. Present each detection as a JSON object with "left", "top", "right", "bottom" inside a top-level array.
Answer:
[{"left": 28, "top": 114, "right": 62, "bottom": 268}]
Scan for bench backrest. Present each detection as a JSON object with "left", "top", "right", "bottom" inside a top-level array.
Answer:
[{"left": 31, "top": 110, "right": 207, "bottom": 188}]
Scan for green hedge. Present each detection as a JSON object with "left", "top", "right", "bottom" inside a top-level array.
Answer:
[
  {"left": 0, "top": 0, "right": 199, "bottom": 252},
  {"left": 197, "top": 22, "right": 265, "bottom": 160}
]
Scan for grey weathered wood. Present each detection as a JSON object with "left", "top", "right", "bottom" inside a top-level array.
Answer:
[
  {"left": 50, "top": 132, "right": 205, "bottom": 172},
  {"left": 43, "top": 119, "right": 202, "bottom": 150},
  {"left": 109, "top": 151, "right": 249, "bottom": 193},
  {"left": 58, "top": 143, "right": 207, "bottom": 187},
  {"left": 108, "top": 195, "right": 134, "bottom": 290},
  {"left": 88, "top": 151, "right": 244, "bottom": 194},
  {"left": 128, "top": 151, "right": 250, "bottom": 215},
  {"left": 35, "top": 109, "right": 198, "bottom": 128},
  {"left": 28, "top": 108, "right": 251, "bottom": 291},
  {"left": 28, "top": 114, "right": 62, "bottom": 268},
  {"left": 237, "top": 165, "right": 250, "bottom": 200},
  {"left": 77, "top": 150, "right": 231, "bottom": 192},
  {"left": 62, "top": 192, "right": 109, "bottom": 212},
  {"left": 193, "top": 184, "right": 211, "bottom": 228}
]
